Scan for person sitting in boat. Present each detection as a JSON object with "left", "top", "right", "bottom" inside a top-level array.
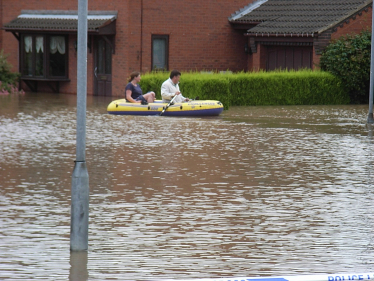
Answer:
[
  {"left": 161, "top": 70, "right": 190, "bottom": 103},
  {"left": 125, "top": 71, "right": 155, "bottom": 104}
]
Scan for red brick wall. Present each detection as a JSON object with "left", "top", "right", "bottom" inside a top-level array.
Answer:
[
  {"left": 248, "top": 43, "right": 270, "bottom": 71},
  {"left": 332, "top": 7, "right": 372, "bottom": 40},
  {"left": 313, "top": 7, "right": 372, "bottom": 70},
  {"left": 1, "top": 0, "right": 251, "bottom": 96},
  {"left": 137, "top": 1, "right": 250, "bottom": 75},
  {"left": 312, "top": 46, "right": 321, "bottom": 70},
  {"left": 251, "top": 44, "right": 263, "bottom": 72}
]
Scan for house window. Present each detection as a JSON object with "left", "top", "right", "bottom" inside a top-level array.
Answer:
[
  {"left": 49, "top": 36, "right": 67, "bottom": 77},
  {"left": 21, "top": 34, "right": 68, "bottom": 78},
  {"left": 152, "top": 35, "right": 168, "bottom": 71}
]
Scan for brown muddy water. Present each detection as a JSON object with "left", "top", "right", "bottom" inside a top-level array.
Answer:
[{"left": 0, "top": 93, "right": 373, "bottom": 280}]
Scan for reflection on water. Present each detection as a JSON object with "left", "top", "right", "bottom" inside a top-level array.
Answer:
[
  {"left": 70, "top": 252, "right": 88, "bottom": 281},
  {"left": 0, "top": 93, "right": 373, "bottom": 280}
]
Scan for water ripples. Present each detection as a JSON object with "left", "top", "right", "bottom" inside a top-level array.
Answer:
[{"left": 0, "top": 94, "right": 374, "bottom": 280}]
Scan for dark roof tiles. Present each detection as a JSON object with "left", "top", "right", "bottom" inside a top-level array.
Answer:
[
  {"left": 3, "top": 10, "right": 117, "bottom": 32},
  {"left": 230, "top": 0, "right": 372, "bottom": 35},
  {"left": 4, "top": 18, "right": 112, "bottom": 32}
]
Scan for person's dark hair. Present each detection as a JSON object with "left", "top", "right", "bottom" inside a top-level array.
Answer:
[
  {"left": 170, "top": 70, "right": 181, "bottom": 79},
  {"left": 128, "top": 71, "right": 140, "bottom": 83}
]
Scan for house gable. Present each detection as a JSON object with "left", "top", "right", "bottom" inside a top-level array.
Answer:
[
  {"left": 230, "top": 0, "right": 371, "bottom": 37},
  {"left": 230, "top": 0, "right": 372, "bottom": 71}
]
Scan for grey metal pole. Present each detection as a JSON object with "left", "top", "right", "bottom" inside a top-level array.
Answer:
[
  {"left": 70, "top": 0, "right": 89, "bottom": 251},
  {"left": 367, "top": 1, "right": 374, "bottom": 123}
]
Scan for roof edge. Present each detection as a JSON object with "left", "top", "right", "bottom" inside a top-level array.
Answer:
[
  {"left": 16, "top": 10, "right": 118, "bottom": 21},
  {"left": 228, "top": 0, "right": 268, "bottom": 21},
  {"left": 21, "top": 10, "right": 118, "bottom": 16},
  {"left": 244, "top": 32, "right": 317, "bottom": 38},
  {"left": 317, "top": 0, "right": 372, "bottom": 34}
]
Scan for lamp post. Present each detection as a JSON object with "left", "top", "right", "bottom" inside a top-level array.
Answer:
[{"left": 70, "top": 0, "right": 89, "bottom": 251}]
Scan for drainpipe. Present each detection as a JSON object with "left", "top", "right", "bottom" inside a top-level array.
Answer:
[
  {"left": 140, "top": 0, "right": 143, "bottom": 71},
  {"left": 367, "top": 1, "right": 374, "bottom": 123},
  {"left": 0, "top": 0, "right": 2, "bottom": 50}
]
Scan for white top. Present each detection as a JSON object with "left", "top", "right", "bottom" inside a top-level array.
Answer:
[{"left": 161, "top": 78, "right": 187, "bottom": 103}]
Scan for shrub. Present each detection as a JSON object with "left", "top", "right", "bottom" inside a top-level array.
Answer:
[
  {"left": 320, "top": 30, "right": 371, "bottom": 103},
  {"left": 0, "top": 49, "right": 21, "bottom": 94}
]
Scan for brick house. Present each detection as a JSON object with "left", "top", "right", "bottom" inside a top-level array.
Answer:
[
  {"left": 0, "top": 0, "right": 251, "bottom": 96},
  {"left": 229, "top": 0, "right": 373, "bottom": 71},
  {"left": 0, "top": 0, "right": 372, "bottom": 96}
]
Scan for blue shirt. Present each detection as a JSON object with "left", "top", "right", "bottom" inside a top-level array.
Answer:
[{"left": 125, "top": 83, "right": 143, "bottom": 100}]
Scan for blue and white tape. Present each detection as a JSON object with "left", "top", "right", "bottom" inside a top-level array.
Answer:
[{"left": 160, "top": 273, "right": 374, "bottom": 281}]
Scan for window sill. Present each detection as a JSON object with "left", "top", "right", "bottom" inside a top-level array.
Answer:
[
  {"left": 21, "top": 77, "right": 70, "bottom": 82},
  {"left": 20, "top": 77, "right": 70, "bottom": 93}
]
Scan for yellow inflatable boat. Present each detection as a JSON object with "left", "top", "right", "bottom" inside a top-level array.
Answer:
[{"left": 107, "top": 99, "right": 224, "bottom": 116}]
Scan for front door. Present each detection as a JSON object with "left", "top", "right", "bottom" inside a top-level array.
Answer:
[{"left": 94, "top": 37, "right": 112, "bottom": 96}]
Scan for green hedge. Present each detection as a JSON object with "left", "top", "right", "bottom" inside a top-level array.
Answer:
[{"left": 140, "top": 70, "right": 349, "bottom": 109}]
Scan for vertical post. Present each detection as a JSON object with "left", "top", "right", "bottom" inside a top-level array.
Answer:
[
  {"left": 367, "top": 0, "right": 374, "bottom": 123},
  {"left": 71, "top": 0, "right": 89, "bottom": 251}
]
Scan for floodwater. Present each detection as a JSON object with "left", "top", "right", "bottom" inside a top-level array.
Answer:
[{"left": 0, "top": 92, "right": 373, "bottom": 281}]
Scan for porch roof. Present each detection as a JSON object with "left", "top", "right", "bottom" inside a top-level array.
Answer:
[
  {"left": 3, "top": 10, "right": 117, "bottom": 35},
  {"left": 229, "top": 0, "right": 372, "bottom": 37}
]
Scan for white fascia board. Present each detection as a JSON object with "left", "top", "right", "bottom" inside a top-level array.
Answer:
[{"left": 229, "top": 0, "right": 268, "bottom": 21}]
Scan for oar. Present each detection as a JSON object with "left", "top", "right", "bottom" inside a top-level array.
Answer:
[{"left": 160, "top": 95, "right": 177, "bottom": 116}]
